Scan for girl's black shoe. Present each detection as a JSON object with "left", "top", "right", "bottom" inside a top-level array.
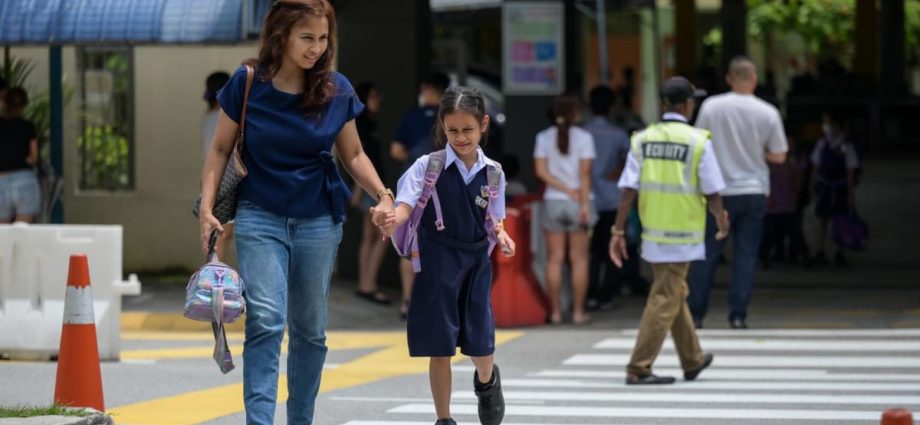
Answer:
[{"left": 474, "top": 364, "right": 505, "bottom": 425}]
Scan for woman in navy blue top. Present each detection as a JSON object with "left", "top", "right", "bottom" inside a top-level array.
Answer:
[{"left": 197, "top": 1, "right": 394, "bottom": 424}]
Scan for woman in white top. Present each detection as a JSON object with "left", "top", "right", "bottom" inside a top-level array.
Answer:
[{"left": 534, "top": 93, "right": 597, "bottom": 325}]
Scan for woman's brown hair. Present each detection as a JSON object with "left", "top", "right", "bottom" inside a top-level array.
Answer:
[
  {"left": 552, "top": 93, "right": 581, "bottom": 155},
  {"left": 247, "top": 0, "right": 337, "bottom": 116}
]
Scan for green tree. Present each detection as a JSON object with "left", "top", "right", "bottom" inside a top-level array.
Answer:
[{"left": 705, "top": 0, "right": 920, "bottom": 64}]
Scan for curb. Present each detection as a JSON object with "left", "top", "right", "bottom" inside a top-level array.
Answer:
[{"left": 0, "top": 413, "right": 112, "bottom": 425}]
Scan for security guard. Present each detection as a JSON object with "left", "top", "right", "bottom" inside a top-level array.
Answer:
[{"left": 609, "top": 76, "right": 730, "bottom": 384}]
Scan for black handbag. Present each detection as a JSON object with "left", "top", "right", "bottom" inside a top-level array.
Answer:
[{"left": 193, "top": 65, "right": 255, "bottom": 224}]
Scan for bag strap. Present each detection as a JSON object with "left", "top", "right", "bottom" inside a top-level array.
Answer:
[
  {"left": 206, "top": 229, "right": 220, "bottom": 263},
  {"left": 211, "top": 281, "right": 235, "bottom": 374},
  {"left": 406, "top": 150, "right": 447, "bottom": 272},
  {"left": 483, "top": 163, "right": 502, "bottom": 255},
  {"left": 235, "top": 65, "right": 256, "bottom": 156}
]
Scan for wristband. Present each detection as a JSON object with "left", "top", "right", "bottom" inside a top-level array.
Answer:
[{"left": 611, "top": 226, "right": 625, "bottom": 237}]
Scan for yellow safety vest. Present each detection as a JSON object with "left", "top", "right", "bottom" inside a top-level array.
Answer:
[{"left": 632, "top": 121, "right": 709, "bottom": 244}]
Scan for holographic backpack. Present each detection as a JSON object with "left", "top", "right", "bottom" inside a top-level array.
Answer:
[{"left": 185, "top": 230, "right": 246, "bottom": 374}]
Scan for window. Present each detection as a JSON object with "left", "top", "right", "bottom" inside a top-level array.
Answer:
[{"left": 78, "top": 47, "right": 134, "bottom": 191}]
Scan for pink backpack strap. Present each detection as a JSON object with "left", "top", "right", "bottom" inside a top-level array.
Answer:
[
  {"left": 405, "top": 150, "right": 447, "bottom": 272},
  {"left": 483, "top": 163, "right": 503, "bottom": 255}
]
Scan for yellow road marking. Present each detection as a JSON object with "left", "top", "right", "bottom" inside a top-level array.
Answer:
[
  {"left": 108, "top": 331, "right": 523, "bottom": 425},
  {"left": 120, "top": 332, "right": 417, "bottom": 360}
]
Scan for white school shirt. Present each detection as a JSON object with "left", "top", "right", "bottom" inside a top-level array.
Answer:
[
  {"left": 396, "top": 145, "right": 507, "bottom": 220},
  {"left": 533, "top": 125, "right": 597, "bottom": 201},
  {"left": 618, "top": 113, "right": 726, "bottom": 263}
]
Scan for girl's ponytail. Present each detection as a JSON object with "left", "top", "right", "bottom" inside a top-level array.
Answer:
[{"left": 553, "top": 93, "right": 581, "bottom": 155}]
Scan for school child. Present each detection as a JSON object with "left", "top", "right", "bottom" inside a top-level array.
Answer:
[
  {"left": 810, "top": 111, "right": 859, "bottom": 266},
  {"left": 377, "top": 87, "right": 516, "bottom": 425}
]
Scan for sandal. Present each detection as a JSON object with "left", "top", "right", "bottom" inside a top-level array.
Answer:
[{"left": 354, "top": 289, "right": 392, "bottom": 305}]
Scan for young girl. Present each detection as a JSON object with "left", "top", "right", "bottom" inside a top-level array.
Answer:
[
  {"left": 811, "top": 111, "right": 859, "bottom": 266},
  {"left": 378, "top": 87, "right": 515, "bottom": 425}
]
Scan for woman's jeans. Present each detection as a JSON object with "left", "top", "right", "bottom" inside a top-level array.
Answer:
[{"left": 235, "top": 200, "right": 342, "bottom": 425}]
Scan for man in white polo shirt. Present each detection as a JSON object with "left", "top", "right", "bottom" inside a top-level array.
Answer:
[{"left": 688, "top": 57, "right": 788, "bottom": 329}]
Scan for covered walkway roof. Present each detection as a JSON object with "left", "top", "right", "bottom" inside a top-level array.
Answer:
[{"left": 0, "top": 0, "right": 272, "bottom": 45}]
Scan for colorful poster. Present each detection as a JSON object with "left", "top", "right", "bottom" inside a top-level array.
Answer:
[{"left": 503, "top": 2, "right": 565, "bottom": 95}]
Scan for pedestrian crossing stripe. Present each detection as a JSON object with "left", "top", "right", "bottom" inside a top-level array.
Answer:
[
  {"left": 501, "top": 378, "right": 920, "bottom": 392},
  {"left": 564, "top": 354, "right": 920, "bottom": 368},
  {"left": 448, "top": 390, "right": 920, "bottom": 405},
  {"left": 338, "top": 329, "right": 920, "bottom": 425},
  {"left": 387, "top": 404, "right": 920, "bottom": 421},
  {"left": 621, "top": 329, "right": 920, "bottom": 337},
  {"left": 594, "top": 337, "right": 920, "bottom": 351},
  {"left": 532, "top": 368, "right": 920, "bottom": 381}
]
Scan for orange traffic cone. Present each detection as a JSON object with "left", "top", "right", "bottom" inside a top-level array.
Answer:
[
  {"left": 881, "top": 409, "right": 915, "bottom": 425},
  {"left": 53, "top": 254, "right": 105, "bottom": 411}
]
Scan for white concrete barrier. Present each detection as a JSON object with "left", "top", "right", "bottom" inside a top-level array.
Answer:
[{"left": 0, "top": 223, "right": 141, "bottom": 361}]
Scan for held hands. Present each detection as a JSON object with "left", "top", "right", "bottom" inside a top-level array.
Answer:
[
  {"left": 370, "top": 204, "right": 396, "bottom": 240},
  {"left": 715, "top": 210, "right": 730, "bottom": 241}
]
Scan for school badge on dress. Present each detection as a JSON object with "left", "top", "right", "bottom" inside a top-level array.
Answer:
[
  {"left": 475, "top": 196, "right": 488, "bottom": 209},
  {"left": 481, "top": 185, "right": 490, "bottom": 198}
]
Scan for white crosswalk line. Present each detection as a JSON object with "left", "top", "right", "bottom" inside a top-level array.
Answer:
[
  {"left": 594, "top": 338, "right": 920, "bottom": 351},
  {"left": 339, "top": 329, "right": 920, "bottom": 424},
  {"left": 620, "top": 329, "right": 920, "bottom": 337},
  {"left": 502, "top": 378, "right": 920, "bottom": 392},
  {"left": 451, "top": 390, "right": 920, "bottom": 405},
  {"left": 342, "top": 422, "right": 644, "bottom": 425},
  {"left": 565, "top": 353, "right": 920, "bottom": 368},
  {"left": 532, "top": 368, "right": 920, "bottom": 381},
  {"left": 388, "top": 403, "right": 920, "bottom": 421}
]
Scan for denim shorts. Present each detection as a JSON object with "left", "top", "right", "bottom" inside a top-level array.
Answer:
[
  {"left": 542, "top": 199, "right": 597, "bottom": 233},
  {"left": 0, "top": 169, "right": 41, "bottom": 220}
]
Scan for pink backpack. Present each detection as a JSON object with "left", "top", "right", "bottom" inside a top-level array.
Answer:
[
  {"left": 185, "top": 230, "right": 246, "bottom": 374},
  {"left": 391, "top": 149, "right": 502, "bottom": 272}
]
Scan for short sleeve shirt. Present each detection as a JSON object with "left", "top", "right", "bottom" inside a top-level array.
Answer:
[
  {"left": 618, "top": 114, "right": 726, "bottom": 263},
  {"left": 533, "top": 125, "right": 596, "bottom": 201},
  {"left": 218, "top": 65, "right": 364, "bottom": 221},
  {"left": 583, "top": 116, "right": 631, "bottom": 211},
  {"left": 394, "top": 106, "right": 437, "bottom": 167},
  {"left": 695, "top": 92, "right": 787, "bottom": 196},
  {"left": 0, "top": 117, "right": 36, "bottom": 172}
]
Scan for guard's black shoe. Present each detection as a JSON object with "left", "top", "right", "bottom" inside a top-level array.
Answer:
[
  {"left": 474, "top": 364, "right": 505, "bottom": 425},
  {"left": 625, "top": 373, "right": 676, "bottom": 385},
  {"left": 684, "top": 352, "right": 714, "bottom": 381},
  {"left": 435, "top": 419, "right": 457, "bottom": 425},
  {"left": 729, "top": 318, "right": 748, "bottom": 329}
]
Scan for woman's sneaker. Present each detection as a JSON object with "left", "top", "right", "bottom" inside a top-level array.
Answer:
[
  {"left": 474, "top": 364, "right": 505, "bottom": 425},
  {"left": 435, "top": 419, "right": 457, "bottom": 425}
]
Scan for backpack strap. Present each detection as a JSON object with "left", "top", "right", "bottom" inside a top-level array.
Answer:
[
  {"left": 483, "top": 163, "right": 503, "bottom": 255},
  {"left": 210, "top": 272, "right": 235, "bottom": 374},
  {"left": 406, "top": 150, "right": 447, "bottom": 272}
]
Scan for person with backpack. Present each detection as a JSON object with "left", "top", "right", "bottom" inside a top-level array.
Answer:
[
  {"left": 810, "top": 111, "right": 859, "bottom": 266},
  {"left": 390, "top": 72, "right": 451, "bottom": 318},
  {"left": 377, "top": 87, "right": 515, "bottom": 425}
]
